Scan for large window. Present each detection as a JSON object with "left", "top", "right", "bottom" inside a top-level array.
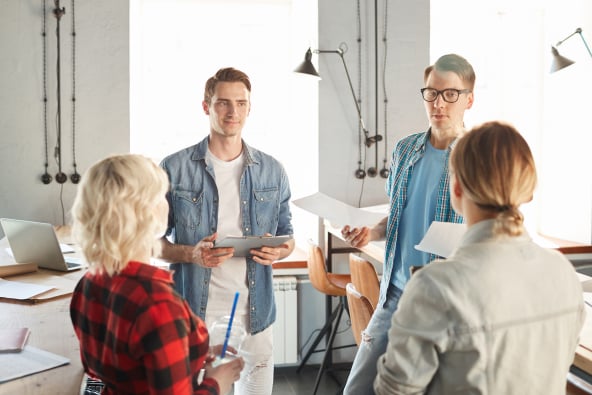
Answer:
[
  {"left": 431, "top": 0, "right": 592, "bottom": 244},
  {"left": 130, "top": 0, "right": 319, "bottom": 246}
]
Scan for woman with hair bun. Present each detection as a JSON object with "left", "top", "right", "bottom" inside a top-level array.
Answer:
[{"left": 374, "top": 121, "right": 585, "bottom": 394}]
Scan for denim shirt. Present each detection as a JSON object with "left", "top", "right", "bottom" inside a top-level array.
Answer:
[
  {"left": 380, "top": 130, "right": 463, "bottom": 306},
  {"left": 160, "top": 137, "right": 294, "bottom": 334}
]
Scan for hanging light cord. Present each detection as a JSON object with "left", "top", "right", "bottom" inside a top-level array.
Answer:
[
  {"left": 356, "top": 0, "right": 366, "bottom": 176},
  {"left": 42, "top": 0, "right": 51, "bottom": 182},
  {"left": 70, "top": 0, "right": 79, "bottom": 183},
  {"left": 53, "top": 0, "right": 65, "bottom": 181},
  {"left": 356, "top": 0, "right": 367, "bottom": 206},
  {"left": 381, "top": 0, "right": 390, "bottom": 178}
]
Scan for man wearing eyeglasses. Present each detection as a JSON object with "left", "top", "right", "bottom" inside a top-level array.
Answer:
[{"left": 341, "top": 54, "right": 475, "bottom": 395}]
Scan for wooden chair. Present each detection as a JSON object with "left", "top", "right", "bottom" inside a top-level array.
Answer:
[
  {"left": 349, "top": 254, "right": 380, "bottom": 309},
  {"left": 297, "top": 242, "right": 352, "bottom": 395},
  {"left": 345, "top": 283, "right": 374, "bottom": 346}
]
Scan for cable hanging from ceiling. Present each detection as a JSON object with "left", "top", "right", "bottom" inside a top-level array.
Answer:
[
  {"left": 41, "top": 0, "right": 52, "bottom": 184},
  {"left": 380, "top": 0, "right": 390, "bottom": 179},
  {"left": 354, "top": 0, "right": 367, "bottom": 181},
  {"left": 70, "top": 0, "right": 80, "bottom": 184},
  {"left": 41, "top": 0, "right": 79, "bottom": 186}
]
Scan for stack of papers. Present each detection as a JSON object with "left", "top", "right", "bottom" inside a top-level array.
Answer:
[
  {"left": 0, "top": 346, "right": 69, "bottom": 383},
  {"left": 0, "top": 278, "right": 54, "bottom": 300},
  {"left": 0, "top": 328, "right": 31, "bottom": 352}
]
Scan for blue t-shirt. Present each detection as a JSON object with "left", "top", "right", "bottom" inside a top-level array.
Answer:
[{"left": 391, "top": 139, "right": 447, "bottom": 289}]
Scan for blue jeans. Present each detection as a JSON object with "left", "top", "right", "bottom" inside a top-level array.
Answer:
[{"left": 343, "top": 285, "right": 403, "bottom": 395}]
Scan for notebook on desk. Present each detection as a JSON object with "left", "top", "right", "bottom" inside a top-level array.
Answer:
[{"left": 0, "top": 218, "right": 83, "bottom": 272}]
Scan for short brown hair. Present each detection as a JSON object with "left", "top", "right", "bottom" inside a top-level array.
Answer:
[
  {"left": 424, "top": 54, "right": 476, "bottom": 90},
  {"left": 450, "top": 121, "right": 537, "bottom": 236},
  {"left": 204, "top": 67, "right": 251, "bottom": 104}
]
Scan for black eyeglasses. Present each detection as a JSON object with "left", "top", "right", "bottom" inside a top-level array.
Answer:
[{"left": 420, "top": 88, "right": 471, "bottom": 103}]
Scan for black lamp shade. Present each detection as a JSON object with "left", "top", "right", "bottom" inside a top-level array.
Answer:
[
  {"left": 294, "top": 48, "right": 321, "bottom": 78},
  {"left": 550, "top": 46, "right": 576, "bottom": 73}
]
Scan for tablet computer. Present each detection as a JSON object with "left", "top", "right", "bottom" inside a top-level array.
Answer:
[{"left": 213, "top": 235, "right": 292, "bottom": 257}]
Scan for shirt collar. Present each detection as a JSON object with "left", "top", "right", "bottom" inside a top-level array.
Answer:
[
  {"left": 192, "top": 136, "right": 259, "bottom": 165},
  {"left": 416, "top": 128, "right": 462, "bottom": 154},
  {"left": 120, "top": 261, "right": 174, "bottom": 284},
  {"left": 459, "top": 219, "right": 532, "bottom": 247}
]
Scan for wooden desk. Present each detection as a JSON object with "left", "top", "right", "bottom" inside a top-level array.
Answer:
[
  {"left": 0, "top": 289, "right": 84, "bottom": 395},
  {"left": 0, "top": 236, "right": 309, "bottom": 394},
  {"left": 0, "top": 238, "right": 85, "bottom": 395}
]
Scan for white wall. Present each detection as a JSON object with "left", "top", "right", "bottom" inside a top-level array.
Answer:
[
  {"left": 0, "top": 0, "right": 129, "bottom": 235},
  {"left": 318, "top": 0, "right": 428, "bottom": 209},
  {"left": 0, "top": 0, "right": 428, "bottom": 366},
  {"left": 0, "top": 0, "right": 427, "bottom": 235},
  {"left": 316, "top": 0, "right": 429, "bottom": 364}
]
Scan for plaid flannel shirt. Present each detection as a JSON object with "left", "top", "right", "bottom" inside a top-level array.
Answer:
[
  {"left": 379, "top": 130, "right": 464, "bottom": 303},
  {"left": 70, "top": 261, "right": 219, "bottom": 395}
]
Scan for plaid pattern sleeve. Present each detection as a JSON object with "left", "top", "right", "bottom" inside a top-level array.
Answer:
[{"left": 70, "top": 261, "right": 220, "bottom": 395}]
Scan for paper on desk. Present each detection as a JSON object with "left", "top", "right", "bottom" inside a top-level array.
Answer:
[
  {"left": 415, "top": 222, "right": 467, "bottom": 258},
  {"left": 0, "top": 345, "right": 69, "bottom": 383},
  {"left": 292, "top": 192, "right": 386, "bottom": 228},
  {"left": 0, "top": 278, "right": 54, "bottom": 300}
]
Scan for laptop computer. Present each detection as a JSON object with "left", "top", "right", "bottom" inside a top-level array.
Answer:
[{"left": 0, "top": 218, "right": 83, "bottom": 272}]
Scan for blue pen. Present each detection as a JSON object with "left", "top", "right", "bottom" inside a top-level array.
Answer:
[{"left": 220, "top": 291, "right": 240, "bottom": 358}]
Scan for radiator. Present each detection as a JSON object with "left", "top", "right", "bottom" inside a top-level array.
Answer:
[{"left": 273, "top": 276, "right": 298, "bottom": 364}]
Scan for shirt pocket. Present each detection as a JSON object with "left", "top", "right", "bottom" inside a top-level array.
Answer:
[
  {"left": 172, "top": 189, "right": 203, "bottom": 231},
  {"left": 253, "top": 188, "right": 279, "bottom": 228}
]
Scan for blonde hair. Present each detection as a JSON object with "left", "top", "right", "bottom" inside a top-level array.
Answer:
[
  {"left": 450, "top": 121, "right": 537, "bottom": 236},
  {"left": 424, "top": 54, "right": 476, "bottom": 90},
  {"left": 71, "top": 154, "right": 169, "bottom": 275}
]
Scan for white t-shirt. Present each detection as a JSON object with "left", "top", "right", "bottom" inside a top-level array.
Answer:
[{"left": 204, "top": 149, "right": 249, "bottom": 328}]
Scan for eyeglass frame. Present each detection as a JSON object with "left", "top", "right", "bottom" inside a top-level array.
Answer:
[{"left": 420, "top": 88, "right": 472, "bottom": 103}]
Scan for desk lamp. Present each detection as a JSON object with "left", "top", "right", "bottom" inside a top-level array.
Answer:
[
  {"left": 295, "top": 44, "right": 383, "bottom": 179},
  {"left": 550, "top": 28, "right": 592, "bottom": 73}
]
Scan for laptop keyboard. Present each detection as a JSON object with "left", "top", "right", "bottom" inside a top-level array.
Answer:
[{"left": 65, "top": 257, "right": 83, "bottom": 267}]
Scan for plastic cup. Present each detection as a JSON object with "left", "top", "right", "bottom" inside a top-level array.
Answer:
[
  {"left": 211, "top": 350, "right": 240, "bottom": 367},
  {"left": 209, "top": 315, "right": 247, "bottom": 361}
]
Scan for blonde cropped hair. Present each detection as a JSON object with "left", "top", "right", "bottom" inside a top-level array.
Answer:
[
  {"left": 450, "top": 121, "right": 537, "bottom": 236},
  {"left": 71, "top": 154, "right": 169, "bottom": 275}
]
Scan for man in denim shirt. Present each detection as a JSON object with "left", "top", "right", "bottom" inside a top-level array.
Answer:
[
  {"left": 341, "top": 54, "right": 473, "bottom": 394},
  {"left": 159, "top": 67, "right": 295, "bottom": 395}
]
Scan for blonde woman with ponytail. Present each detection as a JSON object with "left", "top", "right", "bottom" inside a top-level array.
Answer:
[{"left": 375, "top": 121, "right": 585, "bottom": 394}]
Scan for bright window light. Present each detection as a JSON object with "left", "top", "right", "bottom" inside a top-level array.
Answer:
[{"left": 130, "top": 0, "right": 320, "bottom": 247}]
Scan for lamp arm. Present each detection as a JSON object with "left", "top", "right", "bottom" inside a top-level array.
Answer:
[
  {"left": 556, "top": 28, "right": 581, "bottom": 46},
  {"left": 578, "top": 31, "right": 592, "bottom": 59},
  {"left": 557, "top": 28, "right": 592, "bottom": 59},
  {"left": 316, "top": 49, "right": 368, "bottom": 134}
]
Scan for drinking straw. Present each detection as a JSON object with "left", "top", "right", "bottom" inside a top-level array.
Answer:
[{"left": 220, "top": 291, "right": 240, "bottom": 358}]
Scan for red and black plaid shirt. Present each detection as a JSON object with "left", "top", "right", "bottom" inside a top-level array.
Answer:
[{"left": 70, "top": 261, "right": 219, "bottom": 395}]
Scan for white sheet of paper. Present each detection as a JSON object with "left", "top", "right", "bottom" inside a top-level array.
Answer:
[
  {"left": 292, "top": 192, "right": 386, "bottom": 228},
  {"left": 414, "top": 221, "right": 467, "bottom": 258},
  {"left": 0, "top": 345, "right": 69, "bottom": 383},
  {"left": 0, "top": 278, "right": 54, "bottom": 300}
]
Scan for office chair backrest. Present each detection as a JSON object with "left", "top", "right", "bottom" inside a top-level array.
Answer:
[
  {"left": 307, "top": 242, "right": 348, "bottom": 297},
  {"left": 346, "top": 282, "right": 374, "bottom": 346},
  {"left": 349, "top": 254, "right": 380, "bottom": 309}
]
